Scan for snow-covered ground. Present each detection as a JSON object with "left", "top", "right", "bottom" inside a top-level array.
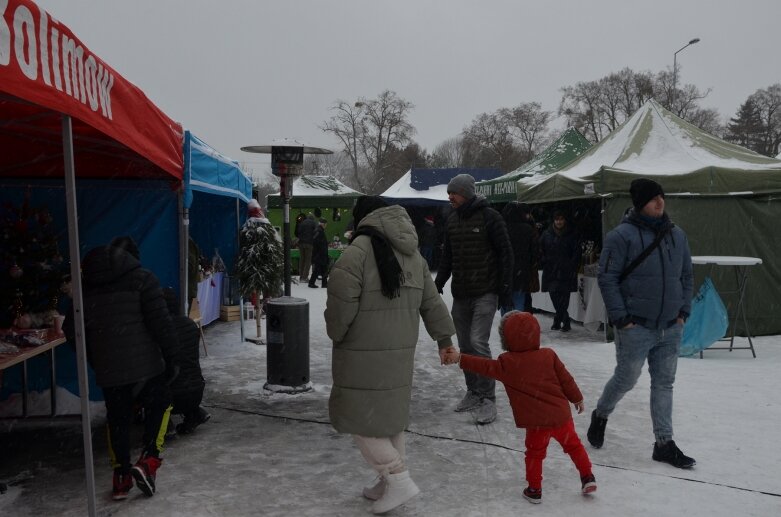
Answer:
[{"left": 2, "top": 278, "right": 780, "bottom": 516}]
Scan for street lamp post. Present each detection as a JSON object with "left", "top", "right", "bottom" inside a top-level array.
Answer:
[
  {"left": 672, "top": 37, "right": 701, "bottom": 113},
  {"left": 240, "top": 139, "right": 332, "bottom": 393}
]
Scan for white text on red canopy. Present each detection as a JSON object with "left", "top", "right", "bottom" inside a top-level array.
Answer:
[{"left": 0, "top": 0, "right": 114, "bottom": 119}]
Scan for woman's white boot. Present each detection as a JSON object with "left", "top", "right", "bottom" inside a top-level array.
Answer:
[
  {"left": 363, "top": 476, "right": 386, "bottom": 500},
  {"left": 371, "top": 470, "right": 420, "bottom": 514}
]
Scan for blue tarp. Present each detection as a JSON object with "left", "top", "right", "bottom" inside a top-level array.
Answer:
[
  {"left": 184, "top": 131, "right": 252, "bottom": 274},
  {"left": 184, "top": 131, "right": 252, "bottom": 207},
  {"left": 0, "top": 178, "right": 179, "bottom": 403}
]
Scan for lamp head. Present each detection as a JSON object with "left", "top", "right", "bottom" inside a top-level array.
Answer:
[{"left": 689, "top": 37, "right": 700, "bottom": 44}]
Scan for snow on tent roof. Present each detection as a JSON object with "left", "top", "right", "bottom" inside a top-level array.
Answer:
[
  {"left": 267, "top": 175, "right": 364, "bottom": 208},
  {"left": 381, "top": 167, "right": 502, "bottom": 206},
  {"left": 476, "top": 128, "right": 591, "bottom": 203},
  {"left": 517, "top": 99, "right": 781, "bottom": 202}
]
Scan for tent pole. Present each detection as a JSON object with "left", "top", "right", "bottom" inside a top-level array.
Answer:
[
  {"left": 62, "top": 114, "right": 97, "bottom": 517},
  {"left": 237, "top": 197, "right": 245, "bottom": 343},
  {"left": 180, "top": 194, "right": 189, "bottom": 316}
]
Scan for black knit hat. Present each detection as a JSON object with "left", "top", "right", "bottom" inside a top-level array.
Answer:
[
  {"left": 447, "top": 173, "right": 476, "bottom": 199},
  {"left": 630, "top": 178, "right": 664, "bottom": 211}
]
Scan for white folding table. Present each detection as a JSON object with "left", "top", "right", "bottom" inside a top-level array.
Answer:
[{"left": 690, "top": 256, "right": 762, "bottom": 358}]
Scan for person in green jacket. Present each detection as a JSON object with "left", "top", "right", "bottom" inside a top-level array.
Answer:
[{"left": 325, "top": 196, "right": 456, "bottom": 515}]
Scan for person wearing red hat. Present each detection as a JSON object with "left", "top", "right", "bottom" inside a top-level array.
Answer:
[{"left": 444, "top": 311, "right": 596, "bottom": 504}]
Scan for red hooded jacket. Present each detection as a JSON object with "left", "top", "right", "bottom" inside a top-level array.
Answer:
[{"left": 459, "top": 311, "right": 582, "bottom": 429}]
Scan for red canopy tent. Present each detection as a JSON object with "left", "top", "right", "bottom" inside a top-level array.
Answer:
[{"left": 1, "top": 1, "right": 183, "bottom": 514}]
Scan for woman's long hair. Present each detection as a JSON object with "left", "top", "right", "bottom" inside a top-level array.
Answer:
[{"left": 350, "top": 196, "right": 404, "bottom": 299}]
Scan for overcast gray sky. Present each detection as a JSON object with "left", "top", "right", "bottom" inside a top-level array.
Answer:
[{"left": 36, "top": 0, "right": 781, "bottom": 175}]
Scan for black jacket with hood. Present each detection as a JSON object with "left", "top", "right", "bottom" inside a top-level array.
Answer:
[{"left": 81, "top": 243, "right": 179, "bottom": 388}]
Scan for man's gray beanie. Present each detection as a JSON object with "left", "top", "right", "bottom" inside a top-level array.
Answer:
[{"left": 447, "top": 173, "right": 476, "bottom": 199}]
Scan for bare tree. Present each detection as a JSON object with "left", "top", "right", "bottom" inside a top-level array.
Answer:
[
  {"left": 749, "top": 83, "right": 781, "bottom": 156},
  {"left": 499, "top": 102, "right": 551, "bottom": 159},
  {"left": 319, "top": 100, "right": 365, "bottom": 188},
  {"left": 462, "top": 111, "right": 520, "bottom": 170},
  {"left": 431, "top": 136, "right": 468, "bottom": 167},
  {"left": 560, "top": 66, "right": 720, "bottom": 142},
  {"left": 359, "top": 90, "right": 416, "bottom": 191},
  {"left": 320, "top": 90, "right": 416, "bottom": 193}
]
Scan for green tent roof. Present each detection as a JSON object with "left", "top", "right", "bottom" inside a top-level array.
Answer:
[
  {"left": 475, "top": 127, "right": 592, "bottom": 203},
  {"left": 517, "top": 100, "right": 781, "bottom": 204},
  {"left": 267, "top": 175, "right": 364, "bottom": 208}
]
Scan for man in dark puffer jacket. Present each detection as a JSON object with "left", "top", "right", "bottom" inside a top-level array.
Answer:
[
  {"left": 81, "top": 236, "right": 179, "bottom": 501},
  {"left": 435, "top": 173, "right": 514, "bottom": 425},
  {"left": 162, "top": 288, "right": 210, "bottom": 435}
]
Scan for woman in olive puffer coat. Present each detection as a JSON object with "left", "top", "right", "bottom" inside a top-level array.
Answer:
[{"left": 325, "top": 197, "right": 455, "bottom": 514}]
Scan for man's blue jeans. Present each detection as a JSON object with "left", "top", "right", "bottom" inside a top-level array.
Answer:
[
  {"left": 595, "top": 322, "right": 682, "bottom": 442},
  {"left": 452, "top": 293, "right": 497, "bottom": 401},
  {"left": 500, "top": 290, "right": 527, "bottom": 315}
]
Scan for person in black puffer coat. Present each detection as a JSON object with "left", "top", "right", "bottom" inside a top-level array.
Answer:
[
  {"left": 501, "top": 202, "right": 539, "bottom": 314},
  {"left": 539, "top": 211, "right": 581, "bottom": 332},
  {"left": 162, "top": 288, "right": 210, "bottom": 435},
  {"left": 308, "top": 218, "right": 330, "bottom": 288},
  {"left": 81, "top": 236, "right": 179, "bottom": 500}
]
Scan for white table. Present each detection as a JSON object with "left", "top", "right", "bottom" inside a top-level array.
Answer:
[
  {"left": 532, "top": 273, "right": 606, "bottom": 331},
  {"left": 196, "top": 272, "right": 224, "bottom": 326},
  {"left": 691, "top": 256, "right": 762, "bottom": 358}
]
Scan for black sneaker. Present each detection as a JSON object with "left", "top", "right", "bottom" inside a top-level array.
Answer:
[
  {"left": 587, "top": 410, "right": 607, "bottom": 448},
  {"left": 581, "top": 474, "right": 597, "bottom": 494},
  {"left": 523, "top": 487, "right": 542, "bottom": 504},
  {"left": 561, "top": 321, "right": 571, "bottom": 332},
  {"left": 652, "top": 440, "right": 696, "bottom": 468},
  {"left": 551, "top": 322, "right": 561, "bottom": 331}
]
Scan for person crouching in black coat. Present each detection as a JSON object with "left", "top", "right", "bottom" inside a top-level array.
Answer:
[
  {"left": 80, "top": 236, "right": 180, "bottom": 500},
  {"left": 162, "top": 288, "right": 210, "bottom": 435},
  {"left": 309, "top": 218, "right": 330, "bottom": 288}
]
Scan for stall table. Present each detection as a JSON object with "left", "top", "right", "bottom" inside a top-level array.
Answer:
[
  {"left": 532, "top": 273, "right": 606, "bottom": 331},
  {"left": 691, "top": 256, "right": 762, "bottom": 358},
  {"left": 0, "top": 329, "right": 66, "bottom": 417},
  {"left": 196, "top": 272, "right": 224, "bottom": 326}
]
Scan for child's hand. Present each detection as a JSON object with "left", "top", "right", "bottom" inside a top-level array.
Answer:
[
  {"left": 574, "top": 400, "right": 585, "bottom": 414},
  {"left": 439, "top": 346, "right": 461, "bottom": 365}
]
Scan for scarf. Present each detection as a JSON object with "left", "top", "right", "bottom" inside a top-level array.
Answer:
[{"left": 350, "top": 227, "right": 404, "bottom": 299}]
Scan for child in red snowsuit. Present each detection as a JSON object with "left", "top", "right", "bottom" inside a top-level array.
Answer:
[{"left": 448, "top": 310, "right": 596, "bottom": 504}]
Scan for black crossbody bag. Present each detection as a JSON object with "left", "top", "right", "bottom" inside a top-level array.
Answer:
[{"left": 618, "top": 228, "right": 668, "bottom": 283}]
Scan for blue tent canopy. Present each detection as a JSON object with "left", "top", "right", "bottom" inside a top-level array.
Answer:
[
  {"left": 183, "top": 131, "right": 252, "bottom": 286},
  {"left": 184, "top": 131, "right": 252, "bottom": 207}
]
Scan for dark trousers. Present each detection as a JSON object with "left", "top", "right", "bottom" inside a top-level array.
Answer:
[
  {"left": 309, "top": 262, "right": 328, "bottom": 287},
  {"left": 172, "top": 387, "right": 204, "bottom": 423},
  {"left": 549, "top": 291, "right": 571, "bottom": 324},
  {"left": 103, "top": 373, "right": 172, "bottom": 473}
]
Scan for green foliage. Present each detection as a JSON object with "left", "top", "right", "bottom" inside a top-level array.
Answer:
[{"left": 235, "top": 219, "right": 284, "bottom": 299}]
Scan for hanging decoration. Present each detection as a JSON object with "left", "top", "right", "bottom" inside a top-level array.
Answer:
[{"left": 0, "top": 196, "right": 68, "bottom": 328}]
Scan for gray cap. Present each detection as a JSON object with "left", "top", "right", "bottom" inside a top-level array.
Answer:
[{"left": 447, "top": 173, "right": 476, "bottom": 199}]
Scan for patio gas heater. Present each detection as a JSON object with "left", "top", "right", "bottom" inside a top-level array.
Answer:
[{"left": 240, "top": 139, "right": 332, "bottom": 393}]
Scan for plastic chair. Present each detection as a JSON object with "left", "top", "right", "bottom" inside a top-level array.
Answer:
[{"left": 188, "top": 298, "right": 208, "bottom": 356}]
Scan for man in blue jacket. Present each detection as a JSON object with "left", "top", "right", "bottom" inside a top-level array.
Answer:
[{"left": 588, "top": 178, "right": 695, "bottom": 469}]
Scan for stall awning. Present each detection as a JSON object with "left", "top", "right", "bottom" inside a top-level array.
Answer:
[
  {"left": 0, "top": 0, "right": 183, "bottom": 180},
  {"left": 184, "top": 131, "right": 252, "bottom": 208}
]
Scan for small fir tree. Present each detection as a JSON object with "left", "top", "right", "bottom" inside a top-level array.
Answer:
[{"left": 235, "top": 215, "right": 283, "bottom": 339}]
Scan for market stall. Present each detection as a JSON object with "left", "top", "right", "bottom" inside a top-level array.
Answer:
[
  {"left": 1, "top": 1, "right": 184, "bottom": 513},
  {"left": 183, "top": 131, "right": 252, "bottom": 318},
  {"left": 517, "top": 99, "right": 781, "bottom": 336}
]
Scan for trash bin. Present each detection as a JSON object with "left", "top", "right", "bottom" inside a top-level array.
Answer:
[{"left": 264, "top": 296, "right": 311, "bottom": 392}]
